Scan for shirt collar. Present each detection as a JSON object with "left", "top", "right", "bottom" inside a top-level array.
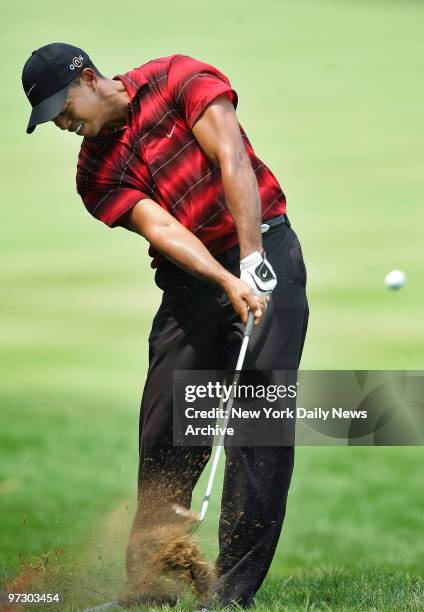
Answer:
[
  {"left": 109, "top": 72, "right": 149, "bottom": 132},
  {"left": 114, "top": 72, "right": 149, "bottom": 101},
  {"left": 95, "top": 72, "right": 149, "bottom": 138}
]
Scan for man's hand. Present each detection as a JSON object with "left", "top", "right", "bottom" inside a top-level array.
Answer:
[
  {"left": 240, "top": 250, "right": 277, "bottom": 296},
  {"left": 220, "top": 274, "right": 268, "bottom": 325},
  {"left": 121, "top": 199, "right": 267, "bottom": 325}
]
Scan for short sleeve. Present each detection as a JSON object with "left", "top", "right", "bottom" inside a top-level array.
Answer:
[
  {"left": 167, "top": 55, "right": 238, "bottom": 129},
  {"left": 77, "top": 153, "right": 150, "bottom": 228},
  {"left": 79, "top": 186, "right": 148, "bottom": 227}
]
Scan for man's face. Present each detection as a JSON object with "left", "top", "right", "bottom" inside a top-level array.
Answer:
[{"left": 53, "top": 72, "right": 104, "bottom": 138}]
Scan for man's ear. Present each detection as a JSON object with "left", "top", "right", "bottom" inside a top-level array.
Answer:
[{"left": 79, "top": 67, "right": 98, "bottom": 90}]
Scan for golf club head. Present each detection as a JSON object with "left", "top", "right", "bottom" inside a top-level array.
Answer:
[
  {"left": 171, "top": 503, "right": 203, "bottom": 534},
  {"left": 172, "top": 503, "right": 199, "bottom": 521}
]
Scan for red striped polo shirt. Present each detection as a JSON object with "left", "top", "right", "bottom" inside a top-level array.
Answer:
[{"left": 76, "top": 54, "right": 286, "bottom": 267}]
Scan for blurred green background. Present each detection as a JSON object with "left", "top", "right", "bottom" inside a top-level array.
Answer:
[{"left": 1, "top": 0, "right": 423, "bottom": 609}]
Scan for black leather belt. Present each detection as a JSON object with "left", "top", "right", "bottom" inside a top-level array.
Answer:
[{"left": 261, "top": 214, "right": 290, "bottom": 233}]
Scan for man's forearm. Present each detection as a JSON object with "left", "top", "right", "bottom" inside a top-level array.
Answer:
[
  {"left": 148, "top": 220, "right": 232, "bottom": 286},
  {"left": 190, "top": 96, "right": 264, "bottom": 260},
  {"left": 125, "top": 199, "right": 232, "bottom": 287},
  {"left": 220, "top": 151, "right": 264, "bottom": 259},
  {"left": 123, "top": 199, "right": 266, "bottom": 324}
]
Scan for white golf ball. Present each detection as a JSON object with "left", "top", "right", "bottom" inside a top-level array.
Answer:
[{"left": 384, "top": 270, "right": 406, "bottom": 290}]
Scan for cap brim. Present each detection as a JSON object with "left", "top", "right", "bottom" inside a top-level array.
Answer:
[{"left": 26, "top": 85, "right": 69, "bottom": 134}]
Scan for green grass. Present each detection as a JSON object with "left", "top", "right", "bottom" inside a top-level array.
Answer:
[
  {"left": 13, "top": 569, "right": 424, "bottom": 611},
  {"left": 1, "top": 0, "right": 424, "bottom": 609}
]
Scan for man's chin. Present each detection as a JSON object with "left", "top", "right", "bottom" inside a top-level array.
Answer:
[
  {"left": 82, "top": 128, "right": 97, "bottom": 139},
  {"left": 81, "top": 124, "right": 102, "bottom": 139}
]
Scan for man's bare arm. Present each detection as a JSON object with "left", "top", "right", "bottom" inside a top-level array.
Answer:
[
  {"left": 121, "top": 199, "right": 266, "bottom": 324},
  {"left": 192, "top": 96, "right": 263, "bottom": 260}
]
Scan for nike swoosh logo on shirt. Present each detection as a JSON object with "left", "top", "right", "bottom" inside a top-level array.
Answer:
[{"left": 166, "top": 124, "right": 176, "bottom": 138}]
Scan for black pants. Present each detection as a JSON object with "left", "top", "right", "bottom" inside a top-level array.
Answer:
[{"left": 127, "top": 222, "right": 309, "bottom": 607}]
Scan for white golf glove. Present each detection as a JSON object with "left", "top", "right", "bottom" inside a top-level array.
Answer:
[{"left": 240, "top": 250, "right": 277, "bottom": 296}]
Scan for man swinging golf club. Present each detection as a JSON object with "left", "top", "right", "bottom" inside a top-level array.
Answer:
[{"left": 22, "top": 43, "right": 309, "bottom": 608}]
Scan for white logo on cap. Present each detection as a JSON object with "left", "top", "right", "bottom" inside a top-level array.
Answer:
[
  {"left": 69, "top": 55, "right": 84, "bottom": 70},
  {"left": 26, "top": 83, "right": 36, "bottom": 97}
]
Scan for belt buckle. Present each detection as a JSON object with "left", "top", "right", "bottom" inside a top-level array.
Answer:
[{"left": 261, "top": 223, "right": 270, "bottom": 234}]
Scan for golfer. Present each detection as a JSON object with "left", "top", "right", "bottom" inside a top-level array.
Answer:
[{"left": 22, "top": 43, "right": 309, "bottom": 608}]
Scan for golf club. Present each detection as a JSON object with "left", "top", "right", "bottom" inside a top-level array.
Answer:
[{"left": 173, "top": 309, "right": 255, "bottom": 523}]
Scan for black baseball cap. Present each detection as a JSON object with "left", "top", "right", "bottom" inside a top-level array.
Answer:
[{"left": 22, "top": 43, "right": 91, "bottom": 134}]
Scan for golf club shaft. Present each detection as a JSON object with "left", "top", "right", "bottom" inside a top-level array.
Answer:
[{"left": 198, "top": 311, "right": 255, "bottom": 522}]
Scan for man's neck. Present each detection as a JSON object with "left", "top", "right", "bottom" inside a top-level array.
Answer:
[{"left": 102, "top": 78, "right": 131, "bottom": 129}]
